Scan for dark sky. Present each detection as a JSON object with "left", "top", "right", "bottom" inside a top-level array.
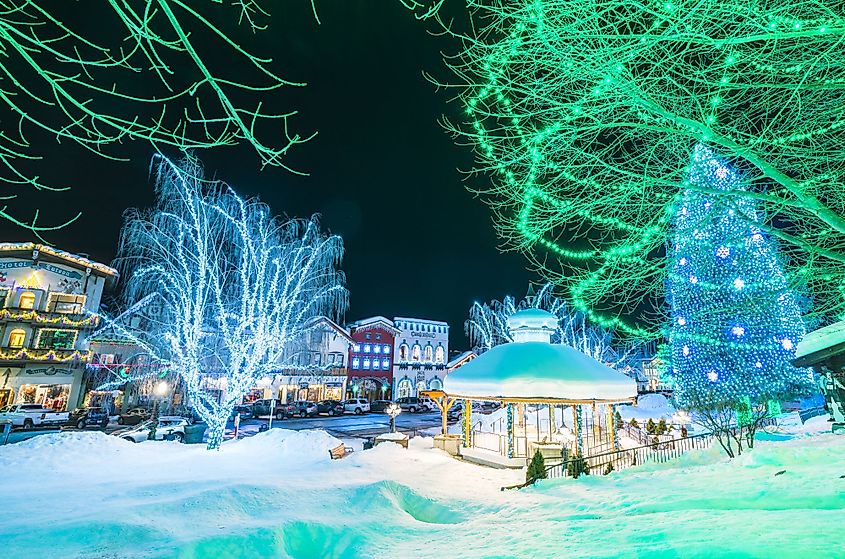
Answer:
[{"left": 0, "top": 1, "right": 535, "bottom": 348}]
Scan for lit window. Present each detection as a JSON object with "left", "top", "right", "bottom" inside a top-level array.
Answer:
[
  {"left": 37, "top": 329, "right": 76, "bottom": 350},
  {"left": 352, "top": 358, "right": 360, "bottom": 369},
  {"left": 363, "top": 359, "right": 371, "bottom": 370},
  {"left": 372, "top": 359, "right": 380, "bottom": 371},
  {"left": 399, "top": 344, "right": 409, "bottom": 360},
  {"left": 19, "top": 292, "right": 35, "bottom": 310},
  {"left": 424, "top": 345, "right": 433, "bottom": 362},
  {"left": 364, "top": 344, "right": 371, "bottom": 353},
  {"left": 8, "top": 329, "right": 25, "bottom": 349},
  {"left": 365, "top": 333, "right": 371, "bottom": 340},
  {"left": 353, "top": 344, "right": 361, "bottom": 352},
  {"left": 382, "top": 358, "right": 390, "bottom": 369},
  {"left": 373, "top": 345, "right": 381, "bottom": 354},
  {"left": 412, "top": 344, "right": 421, "bottom": 361},
  {"left": 383, "top": 344, "right": 391, "bottom": 354},
  {"left": 435, "top": 346, "right": 445, "bottom": 364}
]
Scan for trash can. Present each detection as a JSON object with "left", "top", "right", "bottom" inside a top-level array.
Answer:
[{"left": 183, "top": 423, "right": 206, "bottom": 444}]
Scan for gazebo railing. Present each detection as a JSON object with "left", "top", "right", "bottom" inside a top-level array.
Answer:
[{"left": 471, "top": 430, "right": 530, "bottom": 457}]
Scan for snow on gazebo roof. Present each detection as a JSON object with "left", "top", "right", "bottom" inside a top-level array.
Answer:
[
  {"left": 443, "top": 341, "right": 637, "bottom": 402},
  {"left": 794, "top": 320, "right": 845, "bottom": 365}
]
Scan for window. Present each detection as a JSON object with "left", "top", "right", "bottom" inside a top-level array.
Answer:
[
  {"left": 37, "top": 329, "right": 77, "bottom": 350},
  {"left": 429, "top": 377, "right": 443, "bottom": 390},
  {"left": 311, "top": 352, "right": 321, "bottom": 365},
  {"left": 424, "top": 345, "right": 433, "bottom": 362},
  {"left": 376, "top": 333, "right": 381, "bottom": 340},
  {"left": 398, "top": 343, "right": 409, "bottom": 360},
  {"left": 363, "top": 358, "right": 371, "bottom": 370},
  {"left": 383, "top": 344, "right": 391, "bottom": 354},
  {"left": 48, "top": 293, "right": 86, "bottom": 314},
  {"left": 416, "top": 380, "right": 427, "bottom": 394},
  {"left": 352, "top": 357, "right": 360, "bottom": 369},
  {"left": 412, "top": 344, "right": 421, "bottom": 362},
  {"left": 435, "top": 346, "right": 445, "bottom": 364},
  {"left": 382, "top": 358, "right": 390, "bottom": 369},
  {"left": 397, "top": 378, "right": 413, "bottom": 399},
  {"left": 8, "top": 328, "right": 26, "bottom": 349},
  {"left": 365, "top": 333, "right": 372, "bottom": 340},
  {"left": 98, "top": 353, "right": 116, "bottom": 365},
  {"left": 353, "top": 344, "right": 361, "bottom": 352},
  {"left": 19, "top": 292, "right": 36, "bottom": 310},
  {"left": 372, "top": 359, "right": 380, "bottom": 371},
  {"left": 364, "top": 344, "right": 371, "bottom": 353},
  {"left": 0, "top": 289, "right": 8, "bottom": 308},
  {"left": 372, "top": 344, "right": 381, "bottom": 354}
]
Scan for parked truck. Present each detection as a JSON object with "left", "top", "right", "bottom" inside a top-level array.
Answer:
[{"left": 0, "top": 404, "right": 70, "bottom": 430}]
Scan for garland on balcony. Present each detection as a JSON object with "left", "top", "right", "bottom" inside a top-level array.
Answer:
[{"left": 0, "top": 309, "right": 99, "bottom": 327}]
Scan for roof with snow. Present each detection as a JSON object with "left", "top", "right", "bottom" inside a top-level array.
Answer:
[
  {"left": 443, "top": 341, "right": 637, "bottom": 402},
  {"left": 507, "top": 308, "right": 558, "bottom": 332},
  {"left": 794, "top": 320, "right": 845, "bottom": 366}
]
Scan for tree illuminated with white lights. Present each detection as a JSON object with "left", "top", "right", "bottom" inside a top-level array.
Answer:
[{"left": 114, "top": 156, "right": 347, "bottom": 449}]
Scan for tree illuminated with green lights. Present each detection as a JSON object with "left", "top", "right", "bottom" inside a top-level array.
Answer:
[
  {"left": 435, "top": 0, "right": 845, "bottom": 335},
  {"left": 0, "top": 0, "right": 311, "bottom": 231}
]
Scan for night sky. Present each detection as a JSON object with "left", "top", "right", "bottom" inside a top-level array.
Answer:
[{"left": 0, "top": 1, "right": 534, "bottom": 348}]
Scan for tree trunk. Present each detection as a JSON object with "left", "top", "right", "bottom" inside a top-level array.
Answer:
[{"left": 206, "top": 417, "right": 227, "bottom": 450}]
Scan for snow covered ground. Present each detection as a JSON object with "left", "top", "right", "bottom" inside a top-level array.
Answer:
[{"left": 1, "top": 418, "right": 843, "bottom": 558}]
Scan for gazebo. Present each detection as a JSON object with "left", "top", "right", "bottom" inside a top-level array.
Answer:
[{"left": 426, "top": 309, "right": 637, "bottom": 468}]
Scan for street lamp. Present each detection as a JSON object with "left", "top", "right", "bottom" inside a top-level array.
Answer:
[
  {"left": 154, "top": 381, "right": 169, "bottom": 397},
  {"left": 386, "top": 403, "right": 401, "bottom": 433}
]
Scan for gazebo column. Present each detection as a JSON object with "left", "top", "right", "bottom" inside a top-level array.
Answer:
[
  {"left": 506, "top": 403, "right": 514, "bottom": 458},
  {"left": 548, "top": 404, "right": 555, "bottom": 441},
  {"left": 462, "top": 399, "right": 472, "bottom": 446},
  {"left": 607, "top": 404, "right": 618, "bottom": 451},
  {"left": 592, "top": 402, "right": 601, "bottom": 449},
  {"left": 572, "top": 405, "right": 582, "bottom": 456}
]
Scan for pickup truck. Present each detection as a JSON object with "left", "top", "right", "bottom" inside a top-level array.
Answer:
[{"left": 0, "top": 404, "right": 70, "bottom": 430}]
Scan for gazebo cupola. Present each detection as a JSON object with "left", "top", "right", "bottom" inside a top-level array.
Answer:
[{"left": 508, "top": 308, "right": 558, "bottom": 343}]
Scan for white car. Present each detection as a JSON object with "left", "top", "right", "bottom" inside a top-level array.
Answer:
[
  {"left": 343, "top": 399, "right": 370, "bottom": 415},
  {"left": 117, "top": 416, "right": 189, "bottom": 443},
  {"left": 0, "top": 404, "right": 70, "bottom": 429}
]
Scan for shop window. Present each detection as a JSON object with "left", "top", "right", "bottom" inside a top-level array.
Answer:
[
  {"left": 424, "top": 345, "right": 433, "bottom": 362},
  {"left": 19, "top": 292, "right": 36, "bottom": 310},
  {"left": 397, "top": 378, "right": 412, "bottom": 399},
  {"left": 8, "top": 329, "right": 26, "bottom": 349},
  {"left": 412, "top": 344, "right": 421, "bottom": 362},
  {"left": 398, "top": 343, "right": 409, "bottom": 360},
  {"left": 382, "top": 358, "right": 390, "bottom": 369},
  {"left": 435, "top": 346, "right": 445, "bottom": 364}
]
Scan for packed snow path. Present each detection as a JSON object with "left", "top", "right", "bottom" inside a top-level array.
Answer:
[{"left": 1, "top": 423, "right": 842, "bottom": 558}]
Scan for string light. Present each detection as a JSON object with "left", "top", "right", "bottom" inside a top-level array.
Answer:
[{"left": 669, "top": 145, "right": 811, "bottom": 403}]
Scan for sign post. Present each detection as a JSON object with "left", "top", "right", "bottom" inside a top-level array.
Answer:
[{"left": 268, "top": 398, "right": 277, "bottom": 430}]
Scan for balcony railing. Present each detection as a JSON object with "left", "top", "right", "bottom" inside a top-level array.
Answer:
[
  {"left": 0, "top": 308, "right": 99, "bottom": 328},
  {"left": 0, "top": 347, "right": 92, "bottom": 363}
]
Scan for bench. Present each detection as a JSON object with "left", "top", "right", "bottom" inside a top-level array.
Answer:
[{"left": 329, "top": 443, "right": 353, "bottom": 460}]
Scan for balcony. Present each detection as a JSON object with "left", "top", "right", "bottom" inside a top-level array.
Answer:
[
  {"left": 0, "top": 347, "right": 92, "bottom": 363},
  {"left": 0, "top": 308, "right": 99, "bottom": 328}
]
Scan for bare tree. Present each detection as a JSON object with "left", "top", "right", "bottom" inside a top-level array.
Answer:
[{"left": 111, "top": 155, "right": 347, "bottom": 449}]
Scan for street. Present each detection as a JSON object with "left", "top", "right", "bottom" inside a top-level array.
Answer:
[{"left": 2, "top": 409, "right": 451, "bottom": 445}]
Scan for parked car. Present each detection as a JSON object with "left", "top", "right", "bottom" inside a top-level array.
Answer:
[
  {"left": 116, "top": 416, "right": 189, "bottom": 443},
  {"left": 117, "top": 407, "right": 152, "bottom": 426},
  {"left": 291, "top": 400, "right": 318, "bottom": 418},
  {"left": 0, "top": 404, "right": 69, "bottom": 430},
  {"left": 395, "top": 397, "right": 431, "bottom": 413},
  {"left": 229, "top": 405, "right": 254, "bottom": 421},
  {"left": 251, "top": 399, "right": 293, "bottom": 420},
  {"left": 67, "top": 407, "right": 109, "bottom": 429},
  {"left": 342, "top": 398, "right": 370, "bottom": 415},
  {"left": 369, "top": 400, "right": 392, "bottom": 413},
  {"left": 315, "top": 400, "right": 344, "bottom": 416},
  {"left": 447, "top": 401, "right": 483, "bottom": 421}
]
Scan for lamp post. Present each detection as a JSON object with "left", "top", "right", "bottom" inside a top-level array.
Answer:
[
  {"left": 386, "top": 403, "right": 401, "bottom": 433},
  {"left": 149, "top": 381, "right": 169, "bottom": 440}
]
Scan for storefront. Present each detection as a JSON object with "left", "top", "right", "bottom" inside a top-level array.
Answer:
[{"left": 0, "top": 365, "right": 84, "bottom": 411}]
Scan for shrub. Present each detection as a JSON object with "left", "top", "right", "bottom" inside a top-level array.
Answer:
[{"left": 526, "top": 450, "right": 548, "bottom": 485}]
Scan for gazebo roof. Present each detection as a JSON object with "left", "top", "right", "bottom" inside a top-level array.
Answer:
[{"left": 443, "top": 342, "right": 637, "bottom": 402}]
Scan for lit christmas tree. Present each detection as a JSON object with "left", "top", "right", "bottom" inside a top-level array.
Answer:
[{"left": 669, "top": 144, "right": 812, "bottom": 405}]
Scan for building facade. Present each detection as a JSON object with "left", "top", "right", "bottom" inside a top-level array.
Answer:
[
  {"left": 0, "top": 243, "right": 117, "bottom": 411},
  {"left": 393, "top": 317, "right": 449, "bottom": 398},
  {"left": 347, "top": 316, "right": 399, "bottom": 401},
  {"left": 272, "top": 316, "right": 352, "bottom": 403}
]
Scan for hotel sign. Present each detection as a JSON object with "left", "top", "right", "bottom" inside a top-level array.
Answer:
[
  {"left": 0, "top": 261, "right": 82, "bottom": 279},
  {"left": 410, "top": 331, "right": 436, "bottom": 339}
]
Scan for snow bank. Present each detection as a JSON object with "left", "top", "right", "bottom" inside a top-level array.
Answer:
[{"left": 2, "top": 426, "right": 844, "bottom": 558}]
